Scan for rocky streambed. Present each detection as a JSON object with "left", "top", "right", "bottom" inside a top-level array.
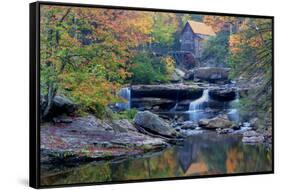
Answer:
[
  {"left": 41, "top": 114, "right": 171, "bottom": 165},
  {"left": 41, "top": 110, "right": 271, "bottom": 168},
  {"left": 41, "top": 67, "right": 271, "bottom": 168}
]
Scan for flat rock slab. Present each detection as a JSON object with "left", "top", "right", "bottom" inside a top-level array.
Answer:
[
  {"left": 40, "top": 116, "right": 168, "bottom": 165},
  {"left": 132, "top": 84, "right": 201, "bottom": 91},
  {"left": 131, "top": 84, "right": 203, "bottom": 100}
]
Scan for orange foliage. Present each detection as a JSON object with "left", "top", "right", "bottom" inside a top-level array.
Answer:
[{"left": 229, "top": 34, "right": 242, "bottom": 54}]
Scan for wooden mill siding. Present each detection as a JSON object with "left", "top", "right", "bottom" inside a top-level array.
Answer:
[
  {"left": 180, "top": 24, "right": 195, "bottom": 53},
  {"left": 180, "top": 21, "right": 216, "bottom": 58}
]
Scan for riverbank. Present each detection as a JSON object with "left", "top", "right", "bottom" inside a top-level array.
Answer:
[
  {"left": 40, "top": 114, "right": 170, "bottom": 166},
  {"left": 40, "top": 66, "right": 272, "bottom": 166},
  {"left": 41, "top": 129, "right": 272, "bottom": 186},
  {"left": 41, "top": 109, "right": 271, "bottom": 167}
]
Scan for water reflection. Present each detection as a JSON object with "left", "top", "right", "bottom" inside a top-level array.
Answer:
[{"left": 41, "top": 134, "right": 272, "bottom": 186}]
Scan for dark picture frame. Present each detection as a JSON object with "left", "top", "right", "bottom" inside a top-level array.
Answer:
[{"left": 30, "top": 1, "right": 274, "bottom": 188}]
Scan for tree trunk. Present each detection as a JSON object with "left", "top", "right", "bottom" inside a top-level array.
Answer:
[{"left": 41, "top": 81, "right": 57, "bottom": 120}]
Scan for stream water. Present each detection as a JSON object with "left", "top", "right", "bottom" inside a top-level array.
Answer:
[
  {"left": 41, "top": 86, "right": 272, "bottom": 185},
  {"left": 40, "top": 133, "right": 272, "bottom": 185},
  {"left": 116, "top": 87, "right": 240, "bottom": 122}
]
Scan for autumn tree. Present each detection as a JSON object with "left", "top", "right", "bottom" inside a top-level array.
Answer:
[
  {"left": 201, "top": 15, "right": 240, "bottom": 67},
  {"left": 201, "top": 30, "right": 230, "bottom": 67},
  {"left": 151, "top": 12, "right": 178, "bottom": 46},
  {"left": 40, "top": 6, "right": 153, "bottom": 119},
  {"left": 202, "top": 15, "right": 272, "bottom": 126},
  {"left": 228, "top": 18, "right": 272, "bottom": 125}
]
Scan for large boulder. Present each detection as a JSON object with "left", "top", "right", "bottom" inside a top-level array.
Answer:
[
  {"left": 209, "top": 88, "right": 237, "bottom": 101},
  {"left": 170, "top": 68, "right": 186, "bottom": 83},
  {"left": 170, "top": 72, "right": 181, "bottom": 83},
  {"left": 40, "top": 95, "right": 76, "bottom": 119},
  {"left": 175, "top": 68, "right": 186, "bottom": 78},
  {"left": 52, "top": 96, "right": 76, "bottom": 114},
  {"left": 198, "top": 114, "right": 234, "bottom": 129},
  {"left": 134, "top": 111, "right": 181, "bottom": 139},
  {"left": 183, "top": 70, "right": 194, "bottom": 81},
  {"left": 194, "top": 67, "right": 230, "bottom": 83},
  {"left": 131, "top": 84, "right": 203, "bottom": 101}
]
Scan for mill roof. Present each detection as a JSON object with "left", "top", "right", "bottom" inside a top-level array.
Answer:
[{"left": 185, "top": 20, "right": 216, "bottom": 36}]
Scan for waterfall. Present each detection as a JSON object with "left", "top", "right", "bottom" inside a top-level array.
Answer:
[
  {"left": 170, "top": 102, "right": 178, "bottom": 112},
  {"left": 115, "top": 87, "right": 131, "bottom": 110},
  {"left": 189, "top": 89, "right": 209, "bottom": 111},
  {"left": 188, "top": 89, "right": 209, "bottom": 121},
  {"left": 228, "top": 91, "right": 240, "bottom": 122},
  {"left": 170, "top": 91, "right": 180, "bottom": 112}
]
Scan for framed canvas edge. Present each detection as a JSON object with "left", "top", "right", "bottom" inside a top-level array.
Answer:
[
  {"left": 29, "top": 1, "right": 275, "bottom": 189},
  {"left": 30, "top": 1, "right": 41, "bottom": 189},
  {"left": 36, "top": 1, "right": 274, "bottom": 18}
]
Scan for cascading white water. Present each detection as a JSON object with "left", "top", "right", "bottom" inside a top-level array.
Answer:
[
  {"left": 170, "top": 102, "right": 178, "bottom": 112},
  {"left": 170, "top": 91, "right": 180, "bottom": 112},
  {"left": 189, "top": 89, "right": 209, "bottom": 111},
  {"left": 115, "top": 87, "right": 131, "bottom": 110},
  {"left": 188, "top": 89, "right": 209, "bottom": 121},
  {"left": 228, "top": 91, "right": 240, "bottom": 122}
]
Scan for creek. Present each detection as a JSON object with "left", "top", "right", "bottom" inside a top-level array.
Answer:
[{"left": 41, "top": 133, "right": 272, "bottom": 185}]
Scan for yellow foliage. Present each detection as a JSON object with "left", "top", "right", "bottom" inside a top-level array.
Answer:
[
  {"left": 162, "top": 56, "right": 175, "bottom": 76},
  {"left": 229, "top": 34, "right": 242, "bottom": 54}
]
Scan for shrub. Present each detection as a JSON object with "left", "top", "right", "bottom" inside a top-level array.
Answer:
[
  {"left": 129, "top": 52, "right": 174, "bottom": 84},
  {"left": 201, "top": 31, "right": 230, "bottom": 67},
  {"left": 111, "top": 108, "right": 138, "bottom": 121}
]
